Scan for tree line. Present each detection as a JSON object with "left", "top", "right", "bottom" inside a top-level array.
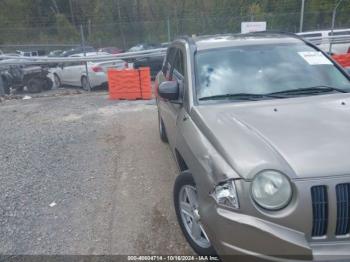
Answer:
[{"left": 1, "top": 0, "right": 350, "bottom": 50}]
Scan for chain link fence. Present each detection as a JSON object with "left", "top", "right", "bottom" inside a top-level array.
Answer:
[
  {"left": 1, "top": 10, "right": 350, "bottom": 53},
  {"left": 0, "top": 10, "right": 350, "bottom": 52}
]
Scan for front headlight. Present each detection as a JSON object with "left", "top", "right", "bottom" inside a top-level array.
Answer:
[
  {"left": 212, "top": 180, "right": 239, "bottom": 209},
  {"left": 251, "top": 171, "right": 292, "bottom": 210}
]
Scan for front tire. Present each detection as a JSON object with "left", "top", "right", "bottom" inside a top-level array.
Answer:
[
  {"left": 174, "top": 171, "right": 216, "bottom": 256},
  {"left": 27, "top": 78, "right": 43, "bottom": 93},
  {"left": 2, "top": 77, "right": 11, "bottom": 95},
  {"left": 81, "top": 76, "right": 90, "bottom": 91},
  {"left": 54, "top": 74, "right": 61, "bottom": 88},
  {"left": 45, "top": 78, "right": 53, "bottom": 90}
]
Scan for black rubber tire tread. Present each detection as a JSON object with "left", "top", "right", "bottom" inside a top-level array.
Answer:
[
  {"left": 44, "top": 78, "right": 53, "bottom": 90},
  {"left": 54, "top": 74, "right": 61, "bottom": 88},
  {"left": 27, "top": 78, "right": 43, "bottom": 93},
  {"left": 81, "top": 76, "right": 90, "bottom": 91}
]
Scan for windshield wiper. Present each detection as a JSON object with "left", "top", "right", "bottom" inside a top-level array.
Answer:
[
  {"left": 198, "top": 93, "right": 270, "bottom": 101},
  {"left": 267, "top": 85, "right": 348, "bottom": 97},
  {"left": 198, "top": 86, "right": 348, "bottom": 101}
]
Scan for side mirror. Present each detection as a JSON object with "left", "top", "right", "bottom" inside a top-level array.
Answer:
[{"left": 158, "top": 81, "right": 179, "bottom": 101}]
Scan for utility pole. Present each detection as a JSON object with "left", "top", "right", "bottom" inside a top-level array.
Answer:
[
  {"left": 88, "top": 19, "right": 92, "bottom": 39},
  {"left": 51, "top": 0, "right": 60, "bottom": 14},
  {"left": 299, "top": 0, "right": 305, "bottom": 32},
  {"left": 167, "top": 17, "right": 171, "bottom": 42},
  {"left": 116, "top": 0, "right": 127, "bottom": 50},
  {"left": 80, "top": 25, "right": 91, "bottom": 92},
  {"left": 329, "top": 0, "right": 344, "bottom": 53},
  {"left": 69, "top": 0, "right": 76, "bottom": 27}
]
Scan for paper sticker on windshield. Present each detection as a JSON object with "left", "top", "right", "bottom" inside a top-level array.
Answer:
[{"left": 298, "top": 51, "right": 332, "bottom": 65}]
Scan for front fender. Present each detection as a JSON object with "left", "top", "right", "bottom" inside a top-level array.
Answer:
[{"left": 174, "top": 109, "right": 241, "bottom": 202}]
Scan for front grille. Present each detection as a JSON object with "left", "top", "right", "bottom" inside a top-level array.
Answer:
[
  {"left": 311, "top": 186, "right": 328, "bottom": 237},
  {"left": 335, "top": 183, "right": 350, "bottom": 235},
  {"left": 311, "top": 183, "right": 350, "bottom": 238}
]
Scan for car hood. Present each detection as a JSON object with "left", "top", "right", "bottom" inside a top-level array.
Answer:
[{"left": 192, "top": 93, "right": 350, "bottom": 180}]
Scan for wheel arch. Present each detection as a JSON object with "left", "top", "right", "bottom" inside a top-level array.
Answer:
[
  {"left": 81, "top": 75, "right": 87, "bottom": 82},
  {"left": 53, "top": 73, "right": 61, "bottom": 81},
  {"left": 1, "top": 74, "right": 9, "bottom": 85}
]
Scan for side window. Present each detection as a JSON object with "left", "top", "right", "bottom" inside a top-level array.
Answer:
[
  {"left": 171, "top": 49, "right": 186, "bottom": 101},
  {"left": 64, "top": 61, "right": 81, "bottom": 67},
  {"left": 173, "top": 50, "right": 185, "bottom": 77},
  {"left": 163, "top": 47, "right": 177, "bottom": 79}
]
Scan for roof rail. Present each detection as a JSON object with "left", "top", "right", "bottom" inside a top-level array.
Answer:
[
  {"left": 251, "top": 30, "right": 336, "bottom": 55},
  {"left": 174, "top": 35, "right": 196, "bottom": 45},
  {"left": 247, "top": 30, "right": 316, "bottom": 46},
  {"left": 247, "top": 30, "right": 304, "bottom": 40}
]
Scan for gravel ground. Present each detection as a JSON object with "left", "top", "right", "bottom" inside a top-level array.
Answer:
[{"left": 0, "top": 91, "right": 192, "bottom": 255}]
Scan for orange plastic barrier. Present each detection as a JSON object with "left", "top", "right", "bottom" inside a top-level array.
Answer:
[
  {"left": 332, "top": 54, "right": 350, "bottom": 68},
  {"left": 108, "top": 68, "right": 153, "bottom": 100},
  {"left": 138, "top": 67, "right": 152, "bottom": 100}
]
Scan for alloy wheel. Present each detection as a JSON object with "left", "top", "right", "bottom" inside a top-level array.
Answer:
[{"left": 179, "top": 185, "right": 211, "bottom": 249}]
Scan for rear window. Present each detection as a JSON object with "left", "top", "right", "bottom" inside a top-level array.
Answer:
[{"left": 100, "top": 61, "right": 124, "bottom": 66}]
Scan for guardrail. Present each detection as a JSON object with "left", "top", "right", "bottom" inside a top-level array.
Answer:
[
  {"left": 2, "top": 34, "right": 348, "bottom": 66},
  {"left": 0, "top": 48, "right": 167, "bottom": 65},
  {"left": 2, "top": 34, "right": 350, "bottom": 66},
  {"left": 301, "top": 35, "right": 350, "bottom": 45}
]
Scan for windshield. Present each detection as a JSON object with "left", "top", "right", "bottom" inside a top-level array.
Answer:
[{"left": 195, "top": 43, "right": 350, "bottom": 101}]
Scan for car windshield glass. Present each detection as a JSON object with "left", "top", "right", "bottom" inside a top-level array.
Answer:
[{"left": 195, "top": 43, "right": 350, "bottom": 101}]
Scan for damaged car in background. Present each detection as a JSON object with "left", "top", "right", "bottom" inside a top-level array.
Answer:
[
  {"left": 156, "top": 33, "right": 350, "bottom": 261},
  {"left": 0, "top": 59, "right": 53, "bottom": 94}
]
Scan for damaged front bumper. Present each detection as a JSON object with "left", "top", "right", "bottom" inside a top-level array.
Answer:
[
  {"left": 198, "top": 177, "right": 350, "bottom": 262},
  {"left": 203, "top": 205, "right": 350, "bottom": 261}
]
